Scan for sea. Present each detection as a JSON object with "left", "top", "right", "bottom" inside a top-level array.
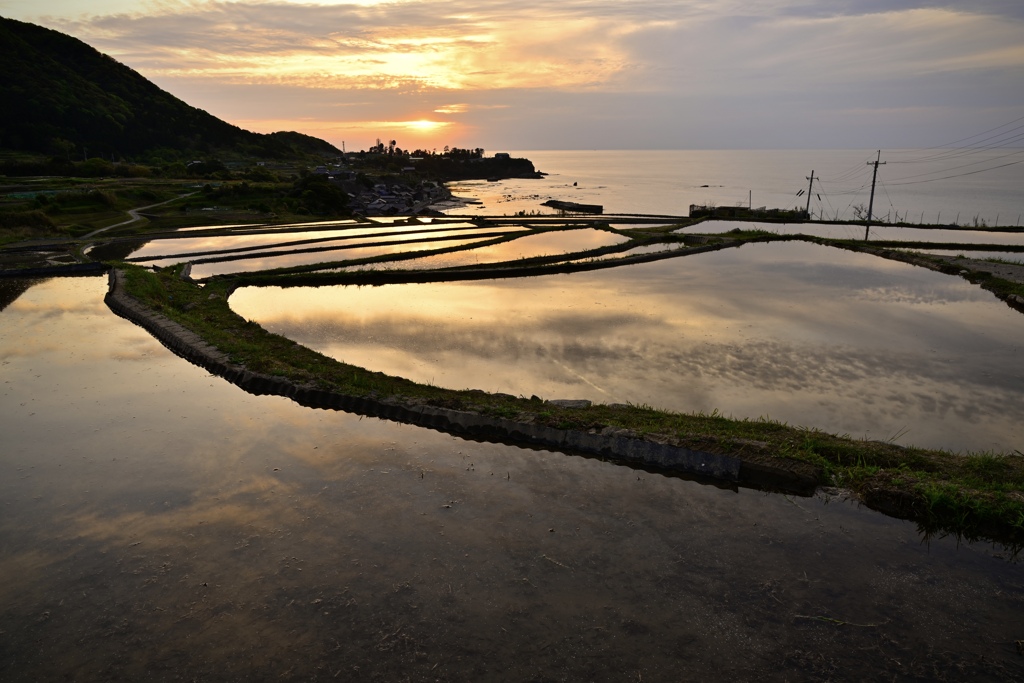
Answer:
[{"left": 445, "top": 149, "right": 1024, "bottom": 227}]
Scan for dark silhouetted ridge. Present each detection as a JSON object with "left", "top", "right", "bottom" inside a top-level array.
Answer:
[{"left": 0, "top": 16, "right": 341, "bottom": 160}]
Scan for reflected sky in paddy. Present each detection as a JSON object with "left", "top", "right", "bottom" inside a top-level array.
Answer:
[
  {"left": 184, "top": 236, "right": 487, "bottom": 278},
  {"left": 174, "top": 222, "right": 274, "bottom": 232},
  {"left": 2, "top": 276, "right": 1022, "bottom": 680},
  {"left": 425, "top": 227, "right": 629, "bottom": 263},
  {"left": 130, "top": 227, "right": 377, "bottom": 259},
  {"left": 128, "top": 222, "right": 497, "bottom": 260},
  {"left": 685, "top": 221, "right": 1024, "bottom": 245},
  {"left": 585, "top": 242, "right": 689, "bottom": 261},
  {"left": 345, "top": 228, "right": 630, "bottom": 271},
  {"left": 144, "top": 228, "right": 516, "bottom": 265},
  {"left": 170, "top": 218, "right": 360, "bottom": 233},
  {"left": 348, "top": 240, "right": 686, "bottom": 272},
  {"left": 233, "top": 241, "right": 1024, "bottom": 452}
]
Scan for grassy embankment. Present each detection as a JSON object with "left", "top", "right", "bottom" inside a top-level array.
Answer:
[{"left": 119, "top": 261, "right": 1024, "bottom": 548}]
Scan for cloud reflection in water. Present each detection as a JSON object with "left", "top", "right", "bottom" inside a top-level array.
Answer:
[
  {"left": 232, "top": 242, "right": 1024, "bottom": 451},
  {"left": 2, "top": 265, "right": 1024, "bottom": 680}
]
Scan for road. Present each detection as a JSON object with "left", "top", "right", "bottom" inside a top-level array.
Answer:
[{"left": 82, "top": 191, "right": 197, "bottom": 238}]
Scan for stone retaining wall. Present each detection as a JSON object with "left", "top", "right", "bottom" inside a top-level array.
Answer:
[{"left": 103, "top": 268, "right": 772, "bottom": 488}]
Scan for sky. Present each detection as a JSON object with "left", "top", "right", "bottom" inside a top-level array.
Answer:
[{"left": 3, "top": 0, "right": 1024, "bottom": 152}]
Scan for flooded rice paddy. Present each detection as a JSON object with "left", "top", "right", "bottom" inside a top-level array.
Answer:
[
  {"left": 345, "top": 228, "right": 630, "bottom": 272},
  {"left": 232, "top": 241, "right": 1024, "bottom": 454},
  {"left": 1, "top": 277, "right": 1022, "bottom": 681},
  {"left": 685, "top": 221, "right": 1024, "bottom": 246},
  {"left": 116, "top": 222, "right": 532, "bottom": 278},
  {"left": 126, "top": 223, "right": 512, "bottom": 262},
  {"left": 184, "top": 237, "right": 492, "bottom": 279},
  {"left": 118, "top": 222, "right": 636, "bottom": 278}
]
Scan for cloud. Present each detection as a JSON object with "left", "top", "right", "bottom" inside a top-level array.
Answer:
[
  {"left": 434, "top": 103, "right": 468, "bottom": 114},
  {"left": 251, "top": 297, "right": 1024, "bottom": 433},
  {"left": 620, "top": 7, "right": 1024, "bottom": 95},
  {"left": 47, "top": 2, "right": 1023, "bottom": 101},
  {"left": 52, "top": 0, "right": 652, "bottom": 91},
  {"left": 16, "top": 1, "right": 1024, "bottom": 149}
]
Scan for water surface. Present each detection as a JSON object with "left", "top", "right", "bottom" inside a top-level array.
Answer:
[
  {"left": 128, "top": 223, "right": 506, "bottom": 261},
  {"left": 344, "top": 228, "right": 629, "bottom": 272},
  {"left": 1, "top": 277, "right": 1021, "bottom": 681},
  {"left": 448, "top": 150, "right": 1024, "bottom": 226},
  {"left": 185, "top": 237, "right": 493, "bottom": 278},
  {"left": 233, "top": 241, "right": 1024, "bottom": 452},
  {"left": 684, "top": 221, "right": 1024, "bottom": 245}
]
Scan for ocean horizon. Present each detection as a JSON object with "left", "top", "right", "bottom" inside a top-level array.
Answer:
[{"left": 447, "top": 149, "right": 1024, "bottom": 227}]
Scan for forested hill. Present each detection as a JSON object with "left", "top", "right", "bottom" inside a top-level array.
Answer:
[{"left": 0, "top": 16, "right": 341, "bottom": 160}]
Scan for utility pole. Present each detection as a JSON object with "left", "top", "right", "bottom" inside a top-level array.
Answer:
[
  {"left": 864, "top": 151, "right": 885, "bottom": 241},
  {"left": 804, "top": 170, "right": 815, "bottom": 219}
]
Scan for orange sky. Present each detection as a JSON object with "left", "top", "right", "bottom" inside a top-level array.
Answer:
[{"left": 6, "top": 1, "right": 1024, "bottom": 151}]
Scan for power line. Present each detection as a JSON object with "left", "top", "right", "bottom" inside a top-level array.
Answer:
[
  {"left": 796, "top": 117, "right": 1023, "bottom": 222},
  {"left": 880, "top": 181, "right": 899, "bottom": 223},
  {"left": 888, "top": 129, "right": 1024, "bottom": 164},
  {"left": 889, "top": 128, "right": 1024, "bottom": 162},
  {"left": 820, "top": 155, "right": 874, "bottom": 182},
  {"left": 889, "top": 113, "right": 1024, "bottom": 157},
  {"left": 813, "top": 179, "right": 860, "bottom": 221},
  {"left": 816, "top": 178, "right": 871, "bottom": 196},
  {"left": 887, "top": 148, "right": 1024, "bottom": 182},
  {"left": 820, "top": 158, "right": 874, "bottom": 184},
  {"left": 816, "top": 182, "right": 839, "bottom": 221},
  {"left": 885, "top": 159, "right": 1024, "bottom": 186}
]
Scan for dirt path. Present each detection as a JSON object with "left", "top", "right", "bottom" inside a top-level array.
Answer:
[{"left": 82, "top": 191, "right": 197, "bottom": 238}]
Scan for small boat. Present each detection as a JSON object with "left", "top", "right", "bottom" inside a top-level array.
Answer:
[{"left": 541, "top": 199, "right": 603, "bottom": 214}]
